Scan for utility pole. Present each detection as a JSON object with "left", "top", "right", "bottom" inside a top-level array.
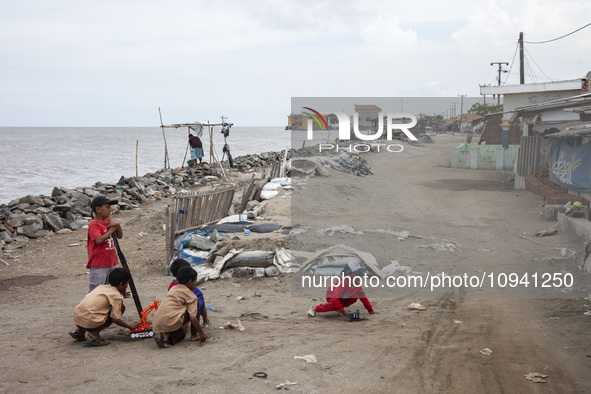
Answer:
[
  {"left": 491, "top": 62, "right": 509, "bottom": 105},
  {"left": 458, "top": 94, "right": 465, "bottom": 133},
  {"left": 519, "top": 32, "right": 525, "bottom": 84}
]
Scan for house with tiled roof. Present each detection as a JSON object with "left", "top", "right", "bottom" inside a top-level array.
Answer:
[{"left": 354, "top": 104, "right": 382, "bottom": 131}]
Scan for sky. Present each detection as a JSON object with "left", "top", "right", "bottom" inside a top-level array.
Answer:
[{"left": 1, "top": 0, "right": 590, "bottom": 127}]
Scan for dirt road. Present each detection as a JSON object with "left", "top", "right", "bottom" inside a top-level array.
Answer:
[{"left": 1, "top": 134, "right": 589, "bottom": 393}]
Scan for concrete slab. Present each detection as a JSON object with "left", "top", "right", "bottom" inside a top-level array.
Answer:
[{"left": 557, "top": 212, "right": 591, "bottom": 242}]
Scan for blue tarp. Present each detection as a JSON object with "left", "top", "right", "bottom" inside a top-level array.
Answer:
[{"left": 549, "top": 140, "right": 591, "bottom": 193}]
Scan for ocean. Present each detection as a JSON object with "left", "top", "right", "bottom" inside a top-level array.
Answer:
[{"left": 0, "top": 126, "right": 332, "bottom": 205}]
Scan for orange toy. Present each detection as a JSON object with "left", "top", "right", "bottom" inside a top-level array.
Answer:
[{"left": 130, "top": 300, "right": 160, "bottom": 339}]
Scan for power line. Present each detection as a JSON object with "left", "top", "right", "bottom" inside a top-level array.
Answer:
[
  {"left": 524, "top": 56, "right": 538, "bottom": 83},
  {"left": 524, "top": 21, "right": 591, "bottom": 44},
  {"left": 524, "top": 47, "right": 554, "bottom": 81},
  {"left": 503, "top": 41, "right": 520, "bottom": 84}
]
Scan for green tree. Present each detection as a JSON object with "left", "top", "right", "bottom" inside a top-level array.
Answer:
[{"left": 468, "top": 103, "right": 503, "bottom": 116}]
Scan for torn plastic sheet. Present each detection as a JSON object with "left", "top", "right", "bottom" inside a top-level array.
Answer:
[
  {"left": 298, "top": 244, "right": 385, "bottom": 279},
  {"left": 174, "top": 230, "right": 211, "bottom": 251},
  {"left": 286, "top": 157, "right": 339, "bottom": 177},
  {"left": 273, "top": 247, "right": 293, "bottom": 273}
]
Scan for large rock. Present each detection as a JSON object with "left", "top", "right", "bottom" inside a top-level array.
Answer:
[
  {"left": 84, "top": 188, "right": 100, "bottom": 198},
  {"left": 42, "top": 213, "right": 64, "bottom": 232},
  {"left": 51, "top": 187, "right": 63, "bottom": 197},
  {"left": 189, "top": 234, "right": 215, "bottom": 251},
  {"left": 22, "top": 215, "right": 43, "bottom": 227},
  {"left": 0, "top": 231, "right": 13, "bottom": 243},
  {"left": 53, "top": 203, "right": 71, "bottom": 212},
  {"left": 70, "top": 219, "right": 89, "bottom": 230},
  {"left": 19, "top": 195, "right": 44, "bottom": 206},
  {"left": 7, "top": 217, "right": 22, "bottom": 228},
  {"left": 70, "top": 192, "right": 91, "bottom": 206},
  {"left": 17, "top": 223, "right": 45, "bottom": 238},
  {"left": 246, "top": 200, "right": 259, "bottom": 211},
  {"left": 129, "top": 179, "right": 146, "bottom": 194}
]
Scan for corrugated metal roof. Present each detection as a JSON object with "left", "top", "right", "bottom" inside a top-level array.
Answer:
[
  {"left": 515, "top": 93, "right": 591, "bottom": 115},
  {"left": 545, "top": 123, "right": 591, "bottom": 139}
]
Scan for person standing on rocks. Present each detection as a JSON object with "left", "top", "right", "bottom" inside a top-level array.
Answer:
[
  {"left": 188, "top": 134, "right": 204, "bottom": 165},
  {"left": 87, "top": 196, "right": 122, "bottom": 292}
]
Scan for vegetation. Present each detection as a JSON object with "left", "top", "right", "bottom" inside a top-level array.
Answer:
[{"left": 467, "top": 103, "right": 503, "bottom": 116}]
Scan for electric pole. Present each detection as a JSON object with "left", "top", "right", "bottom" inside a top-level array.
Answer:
[
  {"left": 458, "top": 94, "right": 465, "bottom": 133},
  {"left": 490, "top": 62, "right": 509, "bottom": 105},
  {"left": 519, "top": 32, "right": 525, "bottom": 84}
]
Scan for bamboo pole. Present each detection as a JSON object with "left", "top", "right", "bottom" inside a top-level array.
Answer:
[
  {"left": 159, "top": 107, "right": 170, "bottom": 169},
  {"left": 135, "top": 140, "right": 138, "bottom": 177}
]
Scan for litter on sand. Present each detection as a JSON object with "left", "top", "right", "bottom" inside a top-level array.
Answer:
[
  {"left": 276, "top": 380, "right": 297, "bottom": 389},
  {"left": 408, "top": 303, "right": 426, "bottom": 310},
  {"left": 524, "top": 372, "right": 548, "bottom": 383},
  {"left": 480, "top": 348, "right": 492, "bottom": 356},
  {"left": 222, "top": 320, "right": 245, "bottom": 331},
  {"left": 294, "top": 354, "right": 317, "bottom": 363}
]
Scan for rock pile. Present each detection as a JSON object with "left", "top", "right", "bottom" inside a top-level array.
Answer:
[
  {"left": 0, "top": 165, "right": 218, "bottom": 254},
  {"left": 233, "top": 150, "right": 290, "bottom": 171},
  {"left": 0, "top": 148, "right": 296, "bottom": 255}
]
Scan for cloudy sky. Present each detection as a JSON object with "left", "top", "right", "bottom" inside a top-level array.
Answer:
[{"left": 1, "top": 0, "right": 590, "bottom": 127}]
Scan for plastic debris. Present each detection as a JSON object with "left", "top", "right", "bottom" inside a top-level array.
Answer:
[
  {"left": 276, "top": 380, "right": 297, "bottom": 389},
  {"left": 206, "top": 304, "right": 221, "bottom": 312},
  {"left": 453, "top": 320, "right": 462, "bottom": 324},
  {"left": 223, "top": 320, "right": 245, "bottom": 331},
  {"left": 524, "top": 372, "right": 548, "bottom": 383},
  {"left": 294, "top": 354, "right": 317, "bottom": 363},
  {"left": 480, "top": 348, "right": 492, "bottom": 356},
  {"left": 408, "top": 303, "right": 426, "bottom": 310},
  {"left": 584, "top": 311, "right": 591, "bottom": 316}
]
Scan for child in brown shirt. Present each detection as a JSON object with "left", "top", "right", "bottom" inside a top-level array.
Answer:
[
  {"left": 70, "top": 268, "right": 140, "bottom": 346},
  {"left": 152, "top": 266, "right": 208, "bottom": 348}
]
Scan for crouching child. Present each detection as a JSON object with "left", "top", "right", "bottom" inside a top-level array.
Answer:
[
  {"left": 168, "top": 258, "right": 209, "bottom": 328},
  {"left": 153, "top": 266, "right": 208, "bottom": 348},
  {"left": 70, "top": 268, "right": 141, "bottom": 346},
  {"left": 307, "top": 261, "right": 379, "bottom": 320}
]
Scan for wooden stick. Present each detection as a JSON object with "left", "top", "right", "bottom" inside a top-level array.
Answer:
[
  {"left": 515, "top": 234, "right": 541, "bottom": 245},
  {"left": 135, "top": 140, "right": 138, "bottom": 177},
  {"left": 112, "top": 236, "right": 143, "bottom": 318},
  {"left": 159, "top": 107, "right": 170, "bottom": 169}
]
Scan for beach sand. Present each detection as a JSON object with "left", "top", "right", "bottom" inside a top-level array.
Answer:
[{"left": 1, "top": 134, "right": 590, "bottom": 393}]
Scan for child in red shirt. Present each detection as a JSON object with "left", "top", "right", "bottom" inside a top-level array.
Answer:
[
  {"left": 87, "top": 196, "right": 122, "bottom": 292},
  {"left": 307, "top": 261, "right": 379, "bottom": 320}
]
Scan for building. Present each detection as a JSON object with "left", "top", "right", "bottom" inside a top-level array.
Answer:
[{"left": 479, "top": 77, "right": 587, "bottom": 146}]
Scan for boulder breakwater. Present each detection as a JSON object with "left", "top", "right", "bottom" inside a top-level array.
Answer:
[{"left": 0, "top": 150, "right": 290, "bottom": 255}]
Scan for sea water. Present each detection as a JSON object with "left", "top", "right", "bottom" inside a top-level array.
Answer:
[{"left": 0, "top": 126, "right": 329, "bottom": 204}]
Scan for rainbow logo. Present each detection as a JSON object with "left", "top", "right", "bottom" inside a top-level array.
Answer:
[{"left": 302, "top": 107, "right": 328, "bottom": 130}]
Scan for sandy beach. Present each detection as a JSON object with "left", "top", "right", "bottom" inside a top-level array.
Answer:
[{"left": 1, "top": 134, "right": 590, "bottom": 393}]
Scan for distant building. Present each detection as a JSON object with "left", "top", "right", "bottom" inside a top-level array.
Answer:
[{"left": 354, "top": 104, "right": 382, "bottom": 131}]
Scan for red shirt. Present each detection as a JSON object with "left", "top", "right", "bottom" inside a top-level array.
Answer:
[
  {"left": 86, "top": 218, "right": 118, "bottom": 269},
  {"left": 326, "top": 281, "right": 374, "bottom": 313}
]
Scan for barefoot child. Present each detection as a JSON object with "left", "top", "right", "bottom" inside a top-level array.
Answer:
[
  {"left": 307, "top": 261, "right": 379, "bottom": 320},
  {"left": 153, "top": 266, "right": 208, "bottom": 348},
  {"left": 168, "top": 258, "right": 209, "bottom": 327},
  {"left": 70, "top": 268, "right": 140, "bottom": 346}
]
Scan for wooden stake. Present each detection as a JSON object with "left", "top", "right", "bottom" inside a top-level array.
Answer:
[{"left": 135, "top": 140, "right": 138, "bottom": 177}]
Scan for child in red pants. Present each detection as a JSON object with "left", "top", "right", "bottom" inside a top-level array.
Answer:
[{"left": 307, "top": 261, "right": 378, "bottom": 319}]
